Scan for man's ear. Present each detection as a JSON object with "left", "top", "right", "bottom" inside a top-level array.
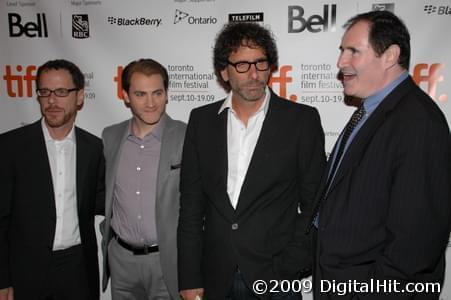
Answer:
[
  {"left": 77, "top": 88, "right": 85, "bottom": 107},
  {"left": 383, "top": 44, "right": 401, "bottom": 69},
  {"left": 220, "top": 68, "right": 229, "bottom": 83},
  {"left": 122, "top": 90, "right": 130, "bottom": 104}
]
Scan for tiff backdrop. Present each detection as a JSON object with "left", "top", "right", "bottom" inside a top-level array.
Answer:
[{"left": 1, "top": 0, "right": 450, "bottom": 299}]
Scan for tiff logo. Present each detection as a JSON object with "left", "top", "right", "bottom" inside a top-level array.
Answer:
[
  {"left": 269, "top": 65, "right": 295, "bottom": 101},
  {"left": 413, "top": 63, "right": 448, "bottom": 102},
  {"left": 113, "top": 66, "right": 125, "bottom": 100},
  {"left": 3, "top": 65, "right": 37, "bottom": 97}
]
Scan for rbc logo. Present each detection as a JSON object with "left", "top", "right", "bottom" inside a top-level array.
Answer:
[
  {"left": 8, "top": 13, "right": 48, "bottom": 38},
  {"left": 413, "top": 63, "right": 448, "bottom": 102},
  {"left": 288, "top": 4, "right": 337, "bottom": 33}
]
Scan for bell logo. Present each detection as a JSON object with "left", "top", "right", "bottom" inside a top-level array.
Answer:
[
  {"left": 288, "top": 4, "right": 336, "bottom": 33},
  {"left": 8, "top": 13, "right": 48, "bottom": 38},
  {"left": 269, "top": 65, "right": 295, "bottom": 101},
  {"left": 2, "top": 65, "right": 37, "bottom": 98},
  {"left": 413, "top": 63, "right": 448, "bottom": 102}
]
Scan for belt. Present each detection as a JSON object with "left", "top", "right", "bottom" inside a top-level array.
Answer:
[{"left": 112, "top": 230, "right": 159, "bottom": 255}]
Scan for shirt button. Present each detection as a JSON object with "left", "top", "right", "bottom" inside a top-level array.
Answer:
[
  {"left": 231, "top": 223, "right": 238, "bottom": 230},
  {"left": 136, "top": 166, "right": 141, "bottom": 171},
  {"left": 136, "top": 191, "right": 140, "bottom": 195},
  {"left": 137, "top": 215, "right": 142, "bottom": 220},
  {"left": 140, "top": 145, "right": 144, "bottom": 149}
]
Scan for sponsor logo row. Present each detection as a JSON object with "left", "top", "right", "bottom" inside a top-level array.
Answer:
[
  {"left": 7, "top": 4, "right": 450, "bottom": 39},
  {"left": 2, "top": 63, "right": 447, "bottom": 103}
]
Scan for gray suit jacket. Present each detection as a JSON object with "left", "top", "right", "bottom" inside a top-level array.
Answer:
[{"left": 101, "top": 114, "right": 186, "bottom": 299}]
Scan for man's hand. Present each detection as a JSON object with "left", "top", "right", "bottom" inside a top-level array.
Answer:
[
  {"left": 0, "top": 287, "right": 13, "bottom": 300},
  {"left": 180, "top": 288, "right": 204, "bottom": 300}
]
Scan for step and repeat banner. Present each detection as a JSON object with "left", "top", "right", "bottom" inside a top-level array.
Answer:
[{"left": 1, "top": 0, "right": 450, "bottom": 299}]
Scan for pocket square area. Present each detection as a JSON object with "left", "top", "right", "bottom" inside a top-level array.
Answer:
[{"left": 170, "top": 163, "right": 181, "bottom": 170}]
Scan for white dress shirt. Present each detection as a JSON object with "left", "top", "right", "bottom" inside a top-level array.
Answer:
[
  {"left": 218, "top": 87, "right": 270, "bottom": 209},
  {"left": 42, "top": 119, "right": 81, "bottom": 250}
]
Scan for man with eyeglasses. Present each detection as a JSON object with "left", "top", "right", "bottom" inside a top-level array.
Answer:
[
  {"left": 0, "top": 59, "right": 105, "bottom": 300},
  {"left": 178, "top": 22, "right": 326, "bottom": 300}
]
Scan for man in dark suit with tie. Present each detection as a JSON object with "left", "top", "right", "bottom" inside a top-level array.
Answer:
[
  {"left": 0, "top": 59, "right": 105, "bottom": 300},
  {"left": 178, "top": 22, "right": 326, "bottom": 300},
  {"left": 313, "top": 11, "right": 450, "bottom": 299}
]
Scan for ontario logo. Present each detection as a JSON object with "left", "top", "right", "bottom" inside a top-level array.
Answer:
[{"left": 173, "top": 9, "right": 217, "bottom": 25}]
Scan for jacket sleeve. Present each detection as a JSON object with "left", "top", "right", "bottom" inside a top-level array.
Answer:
[
  {"left": 177, "top": 110, "right": 207, "bottom": 291},
  {"left": 0, "top": 134, "right": 13, "bottom": 288}
]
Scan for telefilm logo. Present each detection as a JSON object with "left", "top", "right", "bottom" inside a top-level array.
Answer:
[
  {"left": 107, "top": 16, "right": 162, "bottom": 27},
  {"left": 72, "top": 14, "right": 89, "bottom": 38},
  {"left": 2, "top": 65, "right": 37, "bottom": 98},
  {"left": 173, "top": 9, "right": 217, "bottom": 24},
  {"left": 372, "top": 3, "right": 395, "bottom": 12},
  {"left": 288, "top": 4, "right": 336, "bottom": 33},
  {"left": 413, "top": 63, "right": 448, "bottom": 102},
  {"left": 8, "top": 13, "right": 48, "bottom": 38},
  {"left": 424, "top": 5, "right": 451, "bottom": 15},
  {"left": 229, "top": 12, "right": 264, "bottom": 23}
]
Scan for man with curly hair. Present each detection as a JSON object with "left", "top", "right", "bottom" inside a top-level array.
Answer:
[{"left": 178, "top": 22, "right": 326, "bottom": 300}]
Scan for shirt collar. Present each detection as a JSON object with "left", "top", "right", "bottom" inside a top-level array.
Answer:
[
  {"left": 41, "top": 118, "right": 76, "bottom": 143},
  {"left": 128, "top": 112, "right": 166, "bottom": 142},
  {"left": 363, "top": 71, "right": 409, "bottom": 115},
  {"left": 218, "top": 86, "right": 271, "bottom": 116}
]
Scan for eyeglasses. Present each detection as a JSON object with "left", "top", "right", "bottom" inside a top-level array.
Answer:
[
  {"left": 36, "top": 88, "right": 79, "bottom": 97},
  {"left": 227, "top": 59, "right": 270, "bottom": 73}
]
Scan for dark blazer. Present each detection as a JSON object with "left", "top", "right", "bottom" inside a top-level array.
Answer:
[
  {"left": 178, "top": 90, "right": 326, "bottom": 299},
  {"left": 313, "top": 76, "right": 451, "bottom": 299},
  {"left": 0, "top": 120, "right": 105, "bottom": 300}
]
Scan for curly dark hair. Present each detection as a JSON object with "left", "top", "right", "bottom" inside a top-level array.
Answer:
[
  {"left": 213, "top": 22, "right": 278, "bottom": 90},
  {"left": 36, "top": 59, "right": 84, "bottom": 90},
  {"left": 344, "top": 10, "right": 410, "bottom": 70}
]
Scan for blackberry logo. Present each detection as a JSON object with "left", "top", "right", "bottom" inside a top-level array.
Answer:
[
  {"left": 174, "top": 9, "right": 189, "bottom": 24},
  {"left": 424, "top": 5, "right": 437, "bottom": 14},
  {"left": 423, "top": 5, "right": 451, "bottom": 15},
  {"left": 107, "top": 16, "right": 117, "bottom": 24},
  {"left": 72, "top": 14, "right": 89, "bottom": 39},
  {"left": 107, "top": 16, "right": 162, "bottom": 27}
]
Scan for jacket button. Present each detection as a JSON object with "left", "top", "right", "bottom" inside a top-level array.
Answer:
[{"left": 231, "top": 223, "right": 239, "bottom": 230}]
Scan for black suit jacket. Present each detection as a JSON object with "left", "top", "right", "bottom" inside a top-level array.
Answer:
[
  {"left": 178, "top": 90, "right": 326, "bottom": 299},
  {"left": 313, "top": 76, "right": 451, "bottom": 299},
  {"left": 0, "top": 120, "right": 105, "bottom": 300}
]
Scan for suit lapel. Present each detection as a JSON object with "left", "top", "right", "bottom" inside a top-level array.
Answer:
[
  {"left": 105, "top": 121, "right": 130, "bottom": 218},
  {"left": 75, "top": 127, "right": 88, "bottom": 212},
  {"left": 235, "top": 92, "right": 280, "bottom": 215},
  {"left": 32, "top": 120, "right": 56, "bottom": 216},
  {"left": 156, "top": 114, "right": 176, "bottom": 203},
  {"left": 327, "top": 76, "right": 415, "bottom": 195}
]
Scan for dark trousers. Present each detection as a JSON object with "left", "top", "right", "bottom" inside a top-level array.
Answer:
[
  {"left": 226, "top": 270, "right": 299, "bottom": 300},
  {"left": 39, "top": 245, "right": 91, "bottom": 300}
]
